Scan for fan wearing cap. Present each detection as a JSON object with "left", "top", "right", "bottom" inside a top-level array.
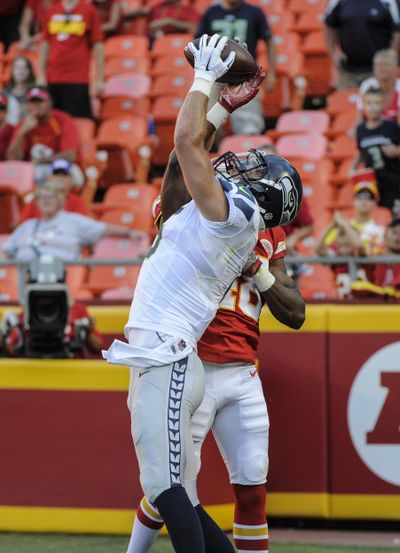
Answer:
[
  {"left": 0, "top": 93, "right": 14, "bottom": 161},
  {"left": 353, "top": 87, "right": 400, "bottom": 210},
  {"left": 7, "top": 86, "right": 80, "bottom": 179},
  {"left": 316, "top": 174, "right": 385, "bottom": 258},
  {"left": 20, "top": 159, "right": 89, "bottom": 223}
]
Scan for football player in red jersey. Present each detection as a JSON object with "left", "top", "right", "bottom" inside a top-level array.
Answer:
[{"left": 126, "top": 78, "right": 305, "bottom": 553}]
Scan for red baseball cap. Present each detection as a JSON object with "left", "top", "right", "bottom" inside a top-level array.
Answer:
[
  {"left": 351, "top": 169, "right": 379, "bottom": 200},
  {"left": 27, "top": 86, "right": 51, "bottom": 102}
]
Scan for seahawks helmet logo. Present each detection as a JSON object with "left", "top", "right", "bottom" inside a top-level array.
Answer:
[{"left": 279, "top": 176, "right": 298, "bottom": 225}]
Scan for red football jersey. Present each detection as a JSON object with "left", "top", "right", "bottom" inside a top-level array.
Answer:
[{"left": 198, "top": 227, "right": 287, "bottom": 364}]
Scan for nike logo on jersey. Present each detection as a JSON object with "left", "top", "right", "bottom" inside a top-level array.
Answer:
[
  {"left": 139, "top": 370, "right": 150, "bottom": 378},
  {"left": 250, "top": 369, "right": 257, "bottom": 377}
]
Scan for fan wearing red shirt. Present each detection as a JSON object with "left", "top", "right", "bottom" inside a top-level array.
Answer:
[
  {"left": 0, "top": 94, "right": 14, "bottom": 161},
  {"left": 7, "top": 86, "right": 79, "bottom": 170},
  {"left": 37, "top": 0, "right": 104, "bottom": 118},
  {"left": 20, "top": 158, "right": 89, "bottom": 222},
  {"left": 125, "top": 0, "right": 199, "bottom": 40}
]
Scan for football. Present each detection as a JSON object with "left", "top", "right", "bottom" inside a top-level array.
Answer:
[{"left": 183, "top": 37, "right": 258, "bottom": 85}]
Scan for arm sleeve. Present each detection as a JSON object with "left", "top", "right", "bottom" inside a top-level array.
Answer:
[
  {"left": 74, "top": 214, "right": 107, "bottom": 246},
  {"left": 255, "top": 8, "right": 272, "bottom": 41}
]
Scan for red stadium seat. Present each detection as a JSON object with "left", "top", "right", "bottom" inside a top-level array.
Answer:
[
  {"left": 150, "top": 73, "right": 192, "bottom": 99},
  {"left": 101, "top": 208, "right": 154, "bottom": 233},
  {"left": 99, "top": 97, "right": 151, "bottom": 120},
  {"left": 0, "top": 161, "right": 34, "bottom": 196},
  {"left": 218, "top": 135, "right": 272, "bottom": 154},
  {"left": 269, "top": 110, "right": 330, "bottom": 138},
  {"left": 287, "top": 0, "right": 326, "bottom": 15},
  {"left": 151, "top": 55, "right": 192, "bottom": 77},
  {"left": 327, "top": 88, "right": 359, "bottom": 116},
  {"left": 0, "top": 266, "right": 19, "bottom": 302},
  {"left": 104, "top": 35, "right": 149, "bottom": 59},
  {"left": 293, "top": 11, "right": 324, "bottom": 35},
  {"left": 87, "top": 264, "right": 141, "bottom": 296},
  {"left": 276, "top": 133, "right": 327, "bottom": 160},
  {"left": 299, "top": 264, "right": 338, "bottom": 301},
  {"left": 326, "top": 109, "right": 358, "bottom": 138},
  {"left": 289, "top": 158, "right": 334, "bottom": 187},
  {"left": 328, "top": 135, "right": 357, "bottom": 163},
  {"left": 105, "top": 56, "right": 151, "bottom": 78},
  {"left": 94, "top": 236, "right": 150, "bottom": 260},
  {"left": 74, "top": 118, "right": 96, "bottom": 167},
  {"left": 103, "top": 73, "right": 151, "bottom": 100},
  {"left": 152, "top": 96, "right": 184, "bottom": 166},
  {"left": 96, "top": 115, "right": 148, "bottom": 160},
  {"left": 151, "top": 34, "right": 193, "bottom": 59}
]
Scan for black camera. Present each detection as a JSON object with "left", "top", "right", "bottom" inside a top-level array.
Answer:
[{"left": 24, "top": 256, "right": 70, "bottom": 358}]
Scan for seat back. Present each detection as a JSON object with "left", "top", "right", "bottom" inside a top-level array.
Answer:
[
  {"left": 104, "top": 35, "right": 149, "bottom": 59},
  {"left": 218, "top": 135, "right": 272, "bottom": 154},
  {"left": 276, "top": 133, "right": 327, "bottom": 160},
  {"left": 104, "top": 73, "right": 151, "bottom": 100},
  {"left": 87, "top": 264, "right": 141, "bottom": 296},
  {"left": 0, "top": 161, "right": 34, "bottom": 196},
  {"left": 152, "top": 34, "right": 193, "bottom": 59},
  {"left": 276, "top": 110, "right": 330, "bottom": 134}
]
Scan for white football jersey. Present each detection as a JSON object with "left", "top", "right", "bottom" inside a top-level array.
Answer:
[{"left": 125, "top": 177, "right": 260, "bottom": 352}]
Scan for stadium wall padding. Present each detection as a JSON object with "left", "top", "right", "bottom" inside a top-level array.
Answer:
[{"left": 0, "top": 304, "right": 399, "bottom": 534}]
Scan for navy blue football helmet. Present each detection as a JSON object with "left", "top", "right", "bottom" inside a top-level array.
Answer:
[{"left": 213, "top": 149, "right": 303, "bottom": 228}]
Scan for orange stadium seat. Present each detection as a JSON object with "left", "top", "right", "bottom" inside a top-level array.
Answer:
[
  {"left": 287, "top": 0, "right": 326, "bottom": 15},
  {"left": 104, "top": 35, "right": 149, "bottom": 59},
  {"left": 65, "top": 266, "right": 91, "bottom": 300},
  {"left": 87, "top": 264, "right": 141, "bottom": 296},
  {"left": 328, "top": 134, "right": 357, "bottom": 163},
  {"left": 152, "top": 96, "right": 184, "bottom": 166},
  {"left": 218, "top": 135, "right": 272, "bottom": 154},
  {"left": 293, "top": 11, "right": 324, "bottom": 35},
  {"left": 301, "top": 32, "right": 333, "bottom": 96},
  {"left": 329, "top": 158, "right": 354, "bottom": 187},
  {"left": 290, "top": 158, "right": 334, "bottom": 187},
  {"left": 150, "top": 73, "right": 192, "bottom": 99},
  {"left": 105, "top": 56, "right": 151, "bottom": 78},
  {"left": 99, "top": 96, "right": 151, "bottom": 120},
  {"left": 326, "top": 109, "right": 358, "bottom": 138},
  {"left": 250, "top": 0, "right": 285, "bottom": 15},
  {"left": 299, "top": 264, "right": 338, "bottom": 301},
  {"left": 95, "top": 182, "right": 158, "bottom": 213},
  {"left": 302, "top": 181, "right": 334, "bottom": 209},
  {"left": 103, "top": 73, "right": 151, "bottom": 99},
  {"left": 96, "top": 115, "right": 148, "bottom": 160},
  {"left": 276, "top": 133, "right": 327, "bottom": 160},
  {"left": 94, "top": 235, "right": 150, "bottom": 260},
  {"left": 269, "top": 110, "right": 330, "bottom": 138},
  {"left": 267, "top": 12, "right": 295, "bottom": 33},
  {"left": 0, "top": 266, "right": 19, "bottom": 302},
  {"left": 328, "top": 182, "right": 354, "bottom": 209},
  {"left": 327, "top": 88, "right": 359, "bottom": 116},
  {"left": 100, "top": 208, "right": 154, "bottom": 233},
  {"left": 151, "top": 34, "right": 193, "bottom": 59},
  {"left": 0, "top": 161, "right": 34, "bottom": 196},
  {"left": 151, "top": 55, "right": 192, "bottom": 77},
  {"left": 74, "top": 117, "right": 96, "bottom": 167}
]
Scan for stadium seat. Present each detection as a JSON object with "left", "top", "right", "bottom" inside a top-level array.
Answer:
[
  {"left": 66, "top": 265, "right": 90, "bottom": 300},
  {"left": 100, "top": 208, "right": 154, "bottom": 233},
  {"left": 94, "top": 182, "right": 157, "bottom": 217},
  {"left": 299, "top": 264, "right": 338, "bottom": 301},
  {"left": 303, "top": 181, "right": 334, "bottom": 208},
  {"left": 302, "top": 33, "right": 333, "bottom": 96},
  {"left": 150, "top": 74, "right": 192, "bottom": 99},
  {"left": 326, "top": 109, "right": 358, "bottom": 138},
  {"left": 87, "top": 264, "right": 141, "bottom": 296},
  {"left": 152, "top": 96, "right": 184, "bottom": 166},
  {"left": 0, "top": 266, "right": 19, "bottom": 302},
  {"left": 151, "top": 55, "right": 192, "bottom": 77},
  {"left": 99, "top": 97, "right": 151, "bottom": 120},
  {"left": 287, "top": 0, "right": 326, "bottom": 15},
  {"left": 328, "top": 182, "right": 354, "bottom": 209},
  {"left": 151, "top": 34, "right": 193, "bottom": 59},
  {"left": 327, "top": 88, "right": 359, "bottom": 116},
  {"left": 218, "top": 135, "right": 272, "bottom": 154},
  {"left": 96, "top": 115, "right": 148, "bottom": 161},
  {"left": 104, "top": 35, "right": 149, "bottom": 59},
  {"left": 268, "top": 11, "right": 295, "bottom": 32},
  {"left": 276, "top": 133, "right": 327, "bottom": 160},
  {"left": 290, "top": 158, "right": 334, "bottom": 187},
  {"left": 103, "top": 73, "right": 151, "bottom": 100},
  {"left": 329, "top": 158, "right": 354, "bottom": 187},
  {"left": 105, "top": 56, "right": 151, "bottom": 78},
  {"left": 293, "top": 11, "right": 324, "bottom": 35},
  {"left": 74, "top": 118, "right": 96, "bottom": 167},
  {"left": 328, "top": 135, "right": 357, "bottom": 163},
  {"left": 268, "top": 110, "right": 330, "bottom": 139},
  {"left": 0, "top": 161, "right": 34, "bottom": 196},
  {"left": 94, "top": 235, "right": 150, "bottom": 260}
]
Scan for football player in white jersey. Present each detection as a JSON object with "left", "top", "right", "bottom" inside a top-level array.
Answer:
[{"left": 103, "top": 34, "right": 303, "bottom": 553}]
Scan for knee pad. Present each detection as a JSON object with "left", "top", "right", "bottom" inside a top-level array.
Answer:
[{"left": 236, "top": 445, "right": 268, "bottom": 485}]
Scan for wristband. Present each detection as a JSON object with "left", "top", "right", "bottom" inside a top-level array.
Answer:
[
  {"left": 190, "top": 77, "right": 214, "bottom": 97},
  {"left": 207, "top": 102, "right": 229, "bottom": 129},
  {"left": 253, "top": 261, "right": 276, "bottom": 292}
]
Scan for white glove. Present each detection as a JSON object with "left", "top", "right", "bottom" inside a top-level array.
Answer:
[
  {"left": 188, "top": 34, "right": 235, "bottom": 83},
  {"left": 242, "top": 253, "right": 275, "bottom": 292}
]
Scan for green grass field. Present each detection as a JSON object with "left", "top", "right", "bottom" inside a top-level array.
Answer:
[{"left": 0, "top": 534, "right": 397, "bottom": 553}]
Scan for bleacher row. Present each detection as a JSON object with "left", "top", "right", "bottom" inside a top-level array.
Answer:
[{"left": 0, "top": 0, "right": 387, "bottom": 301}]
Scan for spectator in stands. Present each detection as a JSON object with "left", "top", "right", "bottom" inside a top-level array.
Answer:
[
  {"left": 7, "top": 86, "right": 84, "bottom": 184},
  {"left": 373, "top": 215, "right": 400, "bottom": 290},
  {"left": 93, "top": 0, "right": 123, "bottom": 37},
  {"left": 4, "top": 57, "right": 36, "bottom": 125},
  {"left": 20, "top": 159, "right": 89, "bottom": 222},
  {"left": 0, "top": 94, "right": 15, "bottom": 162},
  {"left": 1, "top": 182, "right": 145, "bottom": 262},
  {"left": 195, "top": 0, "right": 276, "bottom": 134},
  {"left": 18, "top": 0, "right": 53, "bottom": 50},
  {"left": 353, "top": 87, "right": 400, "bottom": 211},
  {"left": 316, "top": 174, "right": 385, "bottom": 257},
  {"left": 358, "top": 49, "right": 400, "bottom": 123},
  {"left": 324, "top": 0, "right": 400, "bottom": 90},
  {"left": 37, "top": 0, "right": 105, "bottom": 118},
  {"left": 125, "top": 0, "right": 199, "bottom": 40},
  {"left": 0, "top": 0, "right": 25, "bottom": 51}
]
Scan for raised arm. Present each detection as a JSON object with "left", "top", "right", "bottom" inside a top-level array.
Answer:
[{"left": 174, "top": 34, "right": 235, "bottom": 221}]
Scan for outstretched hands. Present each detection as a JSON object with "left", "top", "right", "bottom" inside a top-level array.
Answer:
[{"left": 188, "top": 34, "right": 236, "bottom": 83}]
